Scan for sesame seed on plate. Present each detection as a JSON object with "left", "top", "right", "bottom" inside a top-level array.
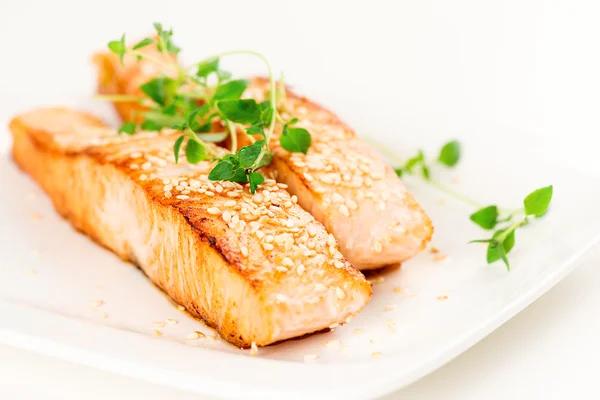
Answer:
[
  {"left": 384, "top": 304, "right": 396, "bottom": 311},
  {"left": 153, "top": 330, "right": 162, "bottom": 337},
  {"left": 186, "top": 331, "right": 205, "bottom": 340},
  {"left": 152, "top": 321, "right": 166, "bottom": 328},
  {"left": 91, "top": 300, "right": 104, "bottom": 308},
  {"left": 304, "top": 354, "right": 318, "bottom": 363},
  {"left": 250, "top": 342, "right": 258, "bottom": 356},
  {"left": 371, "top": 352, "right": 383, "bottom": 359},
  {"left": 165, "top": 318, "right": 178, "bottom": 325}
]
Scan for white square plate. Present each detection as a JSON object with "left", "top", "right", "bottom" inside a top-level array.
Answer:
[{"left": 1, "top": 96, "right": 599, "bottom": 399}]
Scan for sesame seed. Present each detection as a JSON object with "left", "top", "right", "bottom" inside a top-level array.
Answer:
[
  {"left": 164, "top": 191, "right": 173, "bottom": 198},
  {"left": 165, "top": 318, "right": 178, "bottom": 325},
  {"left": 335, "top": 287, "right": 346, "bottom": 300},
  {"left": 227, "top": 191, "right": 240, "bottom": 197},
  {"left": 250, "top": 342, "right": 258, "bottom": 356},
  {"left": 264, "top": 235, "right": 274, "bottom": 243},
  {"left": 334, "top": 260, "right": 344, "bottom": 269},
  {"left": 346, "top": 199, "right": 358, "bottom": 210},
  {"left": 130, "top": 152, "right": 142, "bottom": 158},
  {"left": 152, "top": 321, "right": 166, "bottom": 328},
  {"left": 327, "top": 234, "right": 336, "bottom": 246},
  {"left": 255, "top": 231, "right": 265, "bottom": 239},
  {"left": 215, "top": 184, "right": 223, "bottom": 193},
  {"left": 291, "top": 195, "right": 298, "bottom": 203},
  {"left": 141, "top": 162, "right": 152, "bottom": 170},
  {"left": 304, "top": 354, "right": 318, "bottom": 363},
  {"left": 434, "top": 254, "right": 448, "bottom": 262},
  {"left": 153, "top": 330, "right": 162, "bottom": 337},
  {"left": 91, "top": 300, "right": 104, "bottom": 308},
  {"left": 139, "top": 174, "right": 148, "bottom": 181},
  {"left": 275, "top": 266, "right": 288, "bottom": 272},
  {"left": 373, "top": 240, "right": 383, "bottom": 253},
  {"left": 339, "top": 204, "right": 350, "bottom": 216},
  {"left": 384, "top": 304, "right": 396, "bottom": 311},
  {"left": 331, "top": 193, "right": 344, "bottom": 203},
  {"left": 315, "top": 283, "right": 326, "bottom": 291},
  {"left": 297, "top": 264, "right": 306, "bottom": 276},
  {"left": 176, "top": 195, "right": 189, "bottom": 200},
  {"left": 186, "top": 331, "right": 205, "bottom": 340},
  {"left": 263, "top": 243, "right": 274, "bottom": 251},
  {"left": 207, "top": 207, "right": 221, "bottom": 215},
  {"left": 275, "top": 294, "right": 287, "bottom": 303},
  {"left": 222, "top": 211, "right": 232, "bottom": 222},
  {"left": 282, "top": 257, "right": 294, "bottom": 267},
  {"left": 437, "top": 295, "right": 449, "bottom": 301},
  {"left": 224, "top": 200, "right": 236, "bottom": 207},
  {"left": 30, "top": 213, "right": 43, "bottom": 221},
  {"left": 176, "top": 305, "right": 186, "bottom": 311},
  {"left": 329, "top": 322, "right": 339, "bottom": 329},
  {"left": 371, "top": 352, "right": 383, "bottom": 359},
  {"left": 241, "top": 246, "right": 249, "bottom": 257},
  {"left": 325, "top": 340, "right": 340, "bottom": 348},
  {"left": 393, "top": 287, "right": 403, "bottom": 293},
  {"left": 353, "top": 328, "right": 363, "bottom": 335}
]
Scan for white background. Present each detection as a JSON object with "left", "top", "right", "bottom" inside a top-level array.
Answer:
[{"left": 1, "top": 0, "right": 600, "bottom": 398}]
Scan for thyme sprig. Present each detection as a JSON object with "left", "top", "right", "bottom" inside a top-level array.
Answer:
[
  {"left": 379, "top": 140, "right": 553, "bottom": 270},
  {"left": 104, "top": 23, "right": 312, "bottom": 193}
]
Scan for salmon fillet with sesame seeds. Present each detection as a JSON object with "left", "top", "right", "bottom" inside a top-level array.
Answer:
[
  {"left": 9, "top": 108, "right": 371, "bottom": 347},
  {"left": 94, "top": 49, "right": 433, "bottom": 270}
]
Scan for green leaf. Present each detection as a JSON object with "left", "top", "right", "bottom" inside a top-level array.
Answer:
[
  {"left": 217, "top": 70, "right": 232, "bottom": 82},
  {"left": 470, "top": 205, "right": 499, "bottom": 230},
  {"left": 108, "top": 34, "right": 126, "bottom": 64},
  {"left": 395, "top": 168, "right": 403, "bottom": 177},
  {"left": 132, "top": 37, "right": 153, "bottom": 50},
  {"left": 185, "top": 139, "right": 207, "bottom": 164},
  {"left": 249, "top": 172, "right": 265, "bottom": 194},
  {"left": 404, "top": 151, "right": 424, "bottom": 172},
  {"left": 246, "top": 125, "right": 265, "bottom": 136},
  {"left": 231, "top": 168, "right": 249, "bottom": 183},
  {"left": 468, "top": 238, "right": 495, "bottom": 244},
  {"left": 140, "top": 77, "right": 178, "bottom": 106},
  {"left": 214, "top": 80, "right": 249, "bottom": 101},
  {"left": 260, "top": 106, "right": 274, "bottom": 126},
  {"left": 218, "top": 99, "right": 260, "bottom": 124},
  {"left": 280, "top": 127, "right": 311, "bottom": 154},
  {"left": 523, "top": 185, "right": 553, "bottom": 217},
  {"left": 153, "top": 22, "right": 179, "bottom": 55},
  {"left": 196, "top": 59, "right": 219, "bottom": 79},
  {"left": 486, "top": 229, "right": 516, "bottom": 270},
  {"left": 237, "top": 143, "right": 262, "bottom": 168},
  {"left": 173, "top": 135, "right": 185, "bottom": 164},
  {"left": 208, "top": 160, "right": 236, "bottom": 181},
  {"left": 438, "top": 140, "right": 461, "bottom": 167},
  {"left": 140, "top": 119, "right": 162, "bottom": 131},
  {"left": 421, "top": 165, "right": 430, "bottom": 180},
  {"left": 118, "top": 122, "right": 136, "bottom": 135}
]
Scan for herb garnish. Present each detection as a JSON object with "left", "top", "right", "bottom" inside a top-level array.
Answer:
[
  {"left": 102, "top": 23, "right": 312, "bottom": 193},
  {"left": 383, "top": 140, "right": 553, "bottom": 270}
]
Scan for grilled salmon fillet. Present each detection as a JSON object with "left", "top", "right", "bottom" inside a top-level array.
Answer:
[
  {"left": 94, "top": 50, "right": 433, "bottom": 270},
  {"left": 9, "top": 108, "right": 371, "bottom": 347}
]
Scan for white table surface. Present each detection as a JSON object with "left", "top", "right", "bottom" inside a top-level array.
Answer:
[
  {"left": 2, "top": 244, "right": 599, "bottom": 400},
  {"left": 2, "top": 0, "right": 600, "bottom": 398}
]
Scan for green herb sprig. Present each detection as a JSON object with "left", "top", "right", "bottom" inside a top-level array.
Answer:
[
  {"left": 379, "top": 139, "right": 553, "bottom": 270},
  {"left": 102, "top": 23, "right": 312, "bottom": 193}
]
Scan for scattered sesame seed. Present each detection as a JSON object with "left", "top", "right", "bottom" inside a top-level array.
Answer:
[
  {"left": 139, "top": 174, "right": 148, "bottom": 181},
  {"left": 176, "top": 195, "right": 189, "bottom": 200},
  {"left": 263, "top": 243, "right": 275, "bottom": 251},
  {"left": 297, "top": 264, "right": 306, "bottom": 276},
  {"left": 371, "top": 352, "right": 383, "bottom": 359},
  {"left": 176, "top": 305, "right": 186, "bottom": 312},
  {"left": 186, "top": 331, "right": 205, "bottom": 340},
  {"left": 335, "top": 287, "right": 346, "bottom": 300},
  {"left": 334, "top": 260, "right": 344, "bottom": 269},
  {"left": 325, "top": 340, "right": 340, "bottom": 348},
  {"left": 101, "top": 312, "right": 109, "bottom": 319},
  {"left": 91, "top": 300, "right": 104, "bottom": 308},
  {"left": 153, "top": 321, "right": 166, "bottom": 328},
  {"left": 153, "top": 330, "right": 162, "bottom": 337},
  {"left": 30, "top": 213, "right": 43, "bottom": 221},
  {"left": 433, "top": 254, "right": 448, "bottom": 262},
  {"left": 384, "top": 304, "right": 397, "bottom": 311},
  {"left": 291, "top": 195, "right": 298, "bottom": 203},
  {"left": 393, "top": 287, "right": 403, "bottom": 293},
  {"left": 224, "top": 200, "right": 236, "bottom": 207},
  {"left": 329, "top": 322, "right": 340, "bottom": 330},
  {"left": 141, "top": 161, "right": 152, "bottom": 170},
  {"left": 353, "top": 328, "right": 363, "bottom": 335},
  {"left": 437, "top": 295, "right": 449, "bottom": 301},
  {"left": 165, "top": 318, "right": 178, "bottom": 325},
  {"left": 304, "top": 354, "right": 318, "bottom": 363},
  {"left": 250, "top": 342, "right": 258, "bottom": 356},
  {"left": 430, "top": 246, "right": 440, "bottom": 254}
]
